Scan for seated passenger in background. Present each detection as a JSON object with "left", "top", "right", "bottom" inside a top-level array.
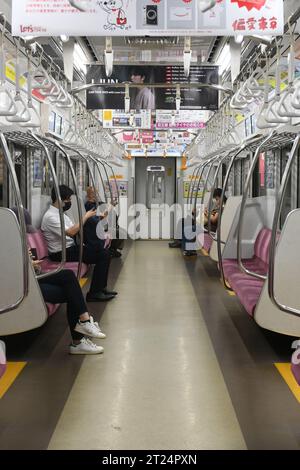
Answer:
[
  {"left": 41, "top": 185, "right": 117, "bottom": 302},
  {"left": 85, "top": 186, "right": 124, "bottom": 258},
  {"left": 203, "top": 188, "right": 227, "bottom": 233},
  {"left": 182, "top": 188, "right": 227, "bottom": 257},
  {"left": 11, "top": 207, "right": 105, "bottom": 355}
]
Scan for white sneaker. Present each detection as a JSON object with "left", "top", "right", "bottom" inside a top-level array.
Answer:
[
  {"left": 89, "top": 316, "right": 106, "bottom": 339},
  {"left": 74, "top": 318, "right": 106, "bottom": 339},
  {"left": 69, "top": 338, "right": 104, "bottom": 355}
]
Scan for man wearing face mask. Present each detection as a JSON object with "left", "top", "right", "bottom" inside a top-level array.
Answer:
[{"left": 41, "top": 185, "right": 116, "bottom": 302}]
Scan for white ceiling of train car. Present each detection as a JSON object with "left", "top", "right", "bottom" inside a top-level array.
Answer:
[{"left": 2, "top": 0, "right": 300, "bottom": 157}]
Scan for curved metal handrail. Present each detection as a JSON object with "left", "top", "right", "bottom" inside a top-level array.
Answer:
[
  {"left": 105, "top": 161, "right": 120, "bottom": 214},
  {"left": 46, "top": 139, "right": 84, "bottom": 282},
  {"left": 0, "top": 133, "right": 29, "bottom": 314},
  {"left": 217, "top": 144, "right": 247, "bottom": 289},
  {"left": 87, "top": 154, "right": 108, "bottom": 204},
  {"left": 268, "top": 133, "right": 300, "bottom": 317},
  {"left": 207, "top": 153, "right": 229, "bottom": 241},
  {"left": 189, "top": 163, "right": 204, "bottom": 208},
  {"left": 186, "top": 165, "right": 199, "bottom": 207},
  {"left": 218, "top": 135, "right": 265, "bottom": 289},
  {"left": 193, "top": 158, "right": 215, "bottom": 223},
  {"left": 237, "top": 131, "right": 276, "bottom": 281},
  {"left": 98, "top": 159, "right": 113, "bottom": 204},
  {"left": 30, "top": 133, "right": 67, "bottom": 280}
]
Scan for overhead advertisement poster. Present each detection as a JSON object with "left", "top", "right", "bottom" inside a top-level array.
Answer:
[
  {"left": 156, "top": 110, "right": 209, "bottom": 129},
  {"left": 101, "top": 110, "right": 152, "bottom": 129},
  {"left": 13, "top": 0, "right": 283, "bottom": 36},
  {"left": 86, "top": 65, "right": 219, "bottom": 111}
]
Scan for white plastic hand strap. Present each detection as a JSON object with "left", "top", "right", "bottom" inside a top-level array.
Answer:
[
  {"left": 6, "top": 42, "right": 30, "bottom": 123},
  {"left": 32, "top": 48, "right": 52, "bottom": 90},
  {"left": 0, "top": 17, "right": 17, "bottom": 117}
]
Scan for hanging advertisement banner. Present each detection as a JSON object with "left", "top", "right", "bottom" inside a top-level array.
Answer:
[
  {"left": 101, "top": 109, "right": 152, "bottom": 128},
  {"left": 12, "top": 0, "right": 283, "bottom": 37},
  {"left": 87, "top": 65, "right": 219, "bottom": 111},
  {"left": 156, "top": 110, "right": 209, "bottom": 129}
]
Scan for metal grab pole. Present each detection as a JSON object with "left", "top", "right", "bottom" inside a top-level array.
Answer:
[
  {"left": 207, "top": 153, "right": 228, "bottom": 239},
  {"left": 189, "top": 163, "right": 203, "bottom": 208},
  {"left": 30, "top": 132, "right": 67, "bottom": 280},
  {"left": 44, "top": 139, "right": 84, "bottom": 282},
  {"left": 201, "top": 158, "right": 216, "bottom": 206},
  {"left": 237, "top": 131, "right": 275, "bottom": 280},
  {"left": 186, "top": 165, "right": 199, "bottom": 208},
  {"left": 192, "top": 158, "right": 214, "bottom": 217},
  {"left": 105, "top": 161, "right": 120, "bottom": 215},
  {"left": 217, "top": 136, "right": 263, "bottom": 289},
  {"left": 98, "top": 159, "right": 113, "bottom": 203},
  {"left": 87, "top": 154, "right": 107, "bottom": 204},
  {"left": 0, "top": 133, "right": 29, "bottom": 314},
  {"left": 268, "top": 134, "right": 300, "bottom": 317},
  {"left": 217, "top": 145, "right": 246, "bottom": 289}
]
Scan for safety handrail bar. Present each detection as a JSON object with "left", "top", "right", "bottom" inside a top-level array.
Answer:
[
  {"left": 103, "top": 161, "right": 120, "bottom": 220},
  {"left": 193, "top": 157, "right": 215, "bottom": 218},
  {"left": 86, "top": 154, "right": 108, "bottom": 204},
  {"left": 207, "top": 153, "right": 229, "bottom": 241},
  {"left": 237, "top": 131, "right": 276, "bottom": 280},
  {"left": 44, "top": 138, "right": 84, "bottom": 282},
  {"left": 105, "top": 161, "right": 120, "bottom": 207},
  {"left": 0, "top": 133, "right": 29, "bottom": 313},
  {"left": 30, "top": 132, "right": 67, "bottom": 280},
  {"left": 97, "top": 159, "right": 113, "bottom": 203},
  {"left": 218, "top": 135, "right": 266, "bottom": 289},
  {"left": 187, "top": 165, "right": 200, "bottom": 207},
  {"left": 268, "top": 133, "right": 300, "bottom": 317},
  {"left": 200, "top": 156, "right": 219, "bottom": 209},
  {"left": 189, "top": 163, "right": 204, "bottom": 208}
]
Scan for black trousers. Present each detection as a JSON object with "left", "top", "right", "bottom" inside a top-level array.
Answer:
[
  {"left": 49, "top": 244, "right": 111, "bottom": 294},
  {"left": 39, "top": 270, "right": 87, "bottom": 341}
]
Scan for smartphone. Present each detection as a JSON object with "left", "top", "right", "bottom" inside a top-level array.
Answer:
[{"left": 30, "top": 248, "right": 38, "bottom": 260}]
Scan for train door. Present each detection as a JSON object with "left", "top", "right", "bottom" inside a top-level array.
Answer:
[{"left": 135, "top": 157, "right": 176, "bottom": 239}]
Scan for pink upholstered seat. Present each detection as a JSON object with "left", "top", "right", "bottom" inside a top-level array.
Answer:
[
  {"left": 223, "top": 228, "right": 272, "bottom": 316},
  {"left": 0, "top": 342, "right": 6, "bottom": 379},
  {"left": 46, "top": 303, "right": 60, "bottom": 317},
  {"left": 197, "top": 232, "right": 213, "bottom": 253},
  {"left": 0, "top": 363, "right": 6, "bottom": 379},
  {"left": 291, "top": 363, "right": 300, "bottom": 385},
  {"left": 27, "top": 230, "right": 88, "bottom": 317}
]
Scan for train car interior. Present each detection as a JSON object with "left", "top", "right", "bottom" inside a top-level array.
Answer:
[{"left": 1, "top": 0, "right": 300, "bottom": 453}]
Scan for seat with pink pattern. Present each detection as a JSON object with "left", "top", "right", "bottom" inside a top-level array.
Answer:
[
  {"left": 223, "top": 228, "right": 272, "bottom": 316},
  {"left": 27, "top": 230, "right": 88, "bottom": 317}
]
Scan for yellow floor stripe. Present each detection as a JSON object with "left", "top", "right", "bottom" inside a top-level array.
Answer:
[
  {"left": 79, "top": 278, "right": 88, "bottom": 288},
  {"left": 275, "top": 363, "right": 300, "bottom": 404},
  {"left": 0, "top": 362, "right": 27, "bottom": 399}
]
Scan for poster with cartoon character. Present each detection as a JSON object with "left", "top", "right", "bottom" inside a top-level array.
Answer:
[
  {"left": 13, "top": 0, "right": 283, "bottom": 37},
  {"left": 97, "top": 0, "right": 128, "bottom": 31}
]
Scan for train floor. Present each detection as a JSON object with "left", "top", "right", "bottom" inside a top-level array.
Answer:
[{"left": 0, "top": 241, "right": 300, "bottom": 450}]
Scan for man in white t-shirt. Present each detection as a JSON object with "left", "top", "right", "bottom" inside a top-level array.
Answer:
[{"left": 42, "top": 185, "right": 117, "bottom": 302}]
